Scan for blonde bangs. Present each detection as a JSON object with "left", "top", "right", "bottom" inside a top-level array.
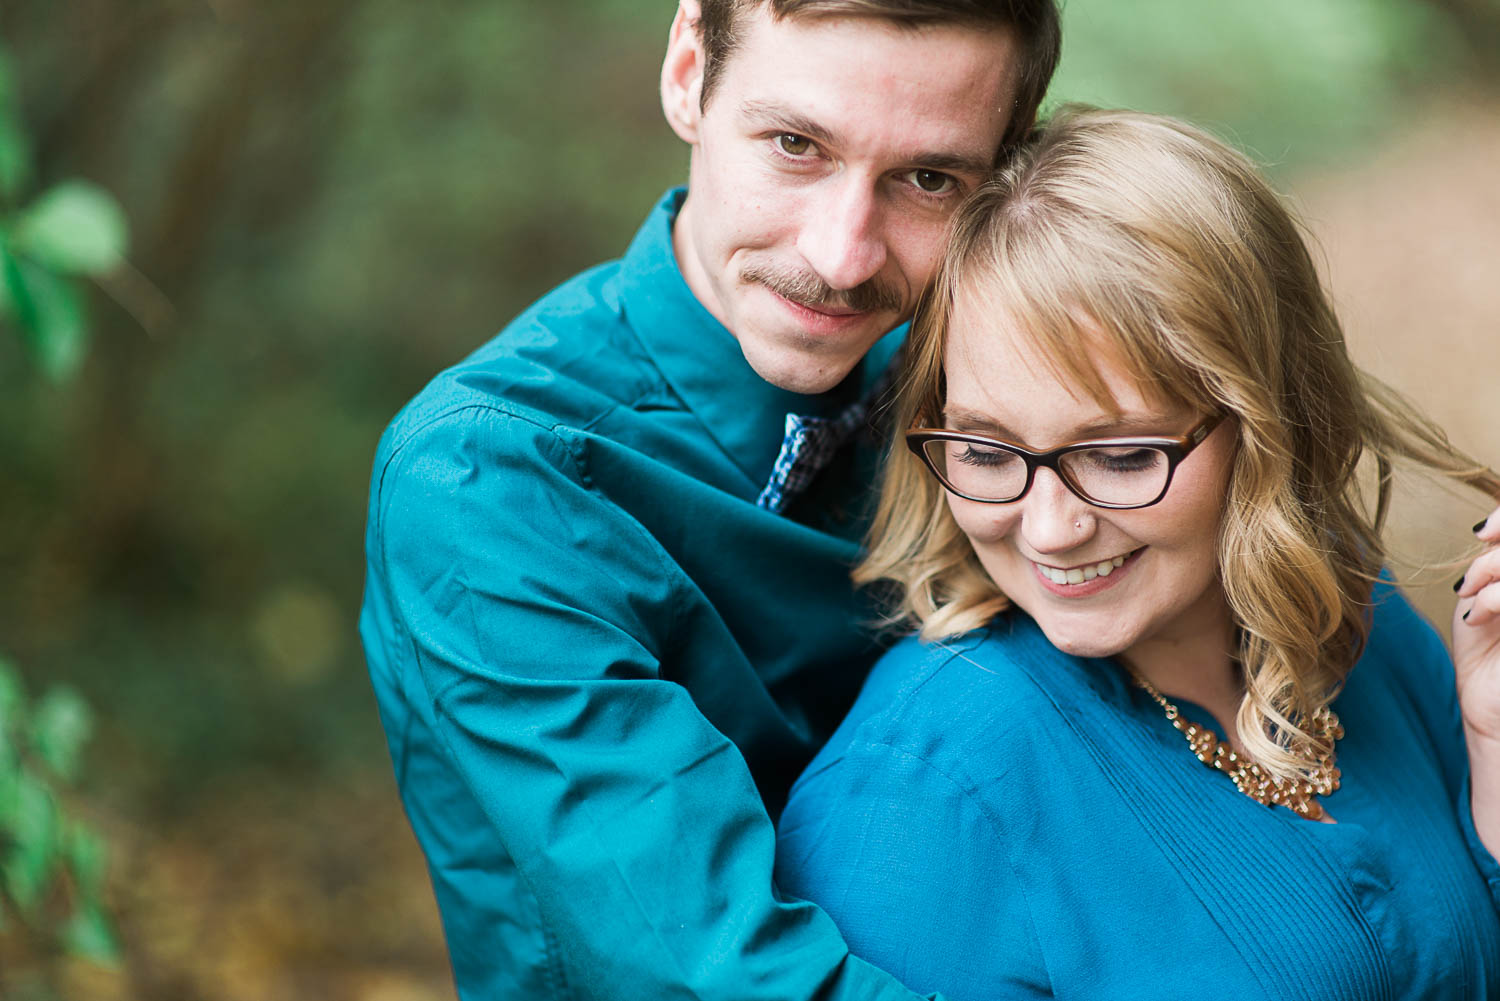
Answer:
[{"left": 944, "top": 196, "right": 1219, "bottom": 425}]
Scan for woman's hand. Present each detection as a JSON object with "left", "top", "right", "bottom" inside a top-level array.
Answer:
[
  {"left": 1456, "top": 505, "right": 1500, "bottom": 860},
  {"left": 1456, "top": 507, "right": 1500, "bottom": 741}
]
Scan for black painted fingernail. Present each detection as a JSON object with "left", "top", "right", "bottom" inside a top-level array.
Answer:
[
  {"left": 1455, "top": 576, "right": 1466, "bottom": 593},
  {"left": 1463, "top": 609, "right": 1471, "bottom": 621},
  {"left": 1476, "top": 518, "right": 1491, "bottom": 534}
]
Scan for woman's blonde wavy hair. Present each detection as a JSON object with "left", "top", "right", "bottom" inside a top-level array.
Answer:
[{"left": 859, "top": 105, "right": 1500, "bottom": 782}]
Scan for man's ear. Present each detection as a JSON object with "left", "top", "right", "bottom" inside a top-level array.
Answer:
[{"left": 661, "top": 0, "right": 706, "bottom": 145}]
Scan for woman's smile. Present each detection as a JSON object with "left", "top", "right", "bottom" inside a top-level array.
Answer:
[{"left": 1030, "top": 547, "right": 1144, "bottom": 596}]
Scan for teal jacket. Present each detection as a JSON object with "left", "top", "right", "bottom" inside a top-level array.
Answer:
[
  {"left": 777, "top": 586, "right": 1500, "bottom": 1000},
  {"left": 359, "top": 190, "right": 919, "bottom": 1000}
]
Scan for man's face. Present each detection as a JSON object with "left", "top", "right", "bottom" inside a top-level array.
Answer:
[{"left": 666, "top": 8, "right": 1021, "bottom": 395}]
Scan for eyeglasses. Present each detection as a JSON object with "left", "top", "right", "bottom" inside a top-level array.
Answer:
[{"left": 906, "top": 414, "right": 1224, "bottom": 510}]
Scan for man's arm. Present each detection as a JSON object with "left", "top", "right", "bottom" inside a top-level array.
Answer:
[{"left": 364, "top": 404, "right": 936, "bottom": 1000}]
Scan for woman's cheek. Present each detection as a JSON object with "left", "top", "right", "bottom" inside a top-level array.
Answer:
[{"left": 946, "top": 494, "right": 1009, "bottom": 547}]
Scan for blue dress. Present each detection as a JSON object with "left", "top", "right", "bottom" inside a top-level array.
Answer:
[{"left": 775, "top": 586, "right": 1500, "bottom": 1000}]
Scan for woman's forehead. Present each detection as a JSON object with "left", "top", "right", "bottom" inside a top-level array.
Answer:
[{"left": 944, "top": 290, "right": 1183, "bottom": 419}]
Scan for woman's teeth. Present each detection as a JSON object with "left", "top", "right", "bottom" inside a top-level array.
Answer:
[{"left": 1037, "top": 554, "right": 1128, "bottom": 586}]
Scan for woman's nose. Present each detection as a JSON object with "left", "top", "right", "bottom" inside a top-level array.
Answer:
[{"left": 1019, "top": 468, "right": 1095, "bottom": 554}]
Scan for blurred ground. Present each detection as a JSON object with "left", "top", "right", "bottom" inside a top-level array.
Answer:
[{"left": 1, "top": 88, "right": 1491, "bottom": 1001}]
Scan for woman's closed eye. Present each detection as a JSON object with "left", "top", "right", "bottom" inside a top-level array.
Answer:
[
  {"left": 1070, "top": 447, "right": 1166, "bottom": 475},
  {"left": 956, "top": 443, "right": 1020, "bottom": 468}
]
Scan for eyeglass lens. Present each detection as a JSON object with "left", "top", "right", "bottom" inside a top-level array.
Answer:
[{"left": 922, "top": 439, "right": 1172, "bottom": 506}]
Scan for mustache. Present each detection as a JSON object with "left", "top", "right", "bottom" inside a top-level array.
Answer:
[{"left": 741, "top": 263, "right": 904, "bottom": 315}]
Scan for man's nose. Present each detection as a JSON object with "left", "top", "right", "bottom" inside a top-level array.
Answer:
[
  {"left": 795, "top": 177, "right": 888, "bottom": 293},
  {"left": 1020, "top": 468, "right": 1095, "bottom": 554}
]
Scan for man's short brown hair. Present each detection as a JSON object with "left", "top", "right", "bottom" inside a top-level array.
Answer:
[{"left": 696, "top": 0, "right": 1062, "bottom": 151}]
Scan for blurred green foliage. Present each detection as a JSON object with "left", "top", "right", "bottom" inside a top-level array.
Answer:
[
  {"left": 0, "top": 41, "right": 125, "bottom": 975},
  {"left": 0, "top": 49, "right": 129, "bottom": 380},
  {"left": 0, "top": 656, "right": 118, "bottom": 964}
]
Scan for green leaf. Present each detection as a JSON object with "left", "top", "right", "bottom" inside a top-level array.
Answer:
[
  {"left": 1, "top": 769, "right": 58, "bottom": 914},
  {"left": 1, "top": 250, "right": 89, "bottom": 381},
  {"left": 11, "top": 181, "right": 128, "bottom": 275},
  {"left": 31, "top": 685, "right": 92, "bottom": 783},
  {"left": 1, "top": 241, "right": 30, "bottom": 324},
  {"left": 0, "top": 760, "right": 18, "bottom": 820},
  {"left": 65, "top": 823, "right": 108, "bottom": 898},
  {"left": 62, "top": 901, "right": 120, "bottom": 963}
]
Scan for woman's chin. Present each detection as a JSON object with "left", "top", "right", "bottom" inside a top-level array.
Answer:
[{"left": 1032, "top": 617, "right": 1129, "bottom": 661}]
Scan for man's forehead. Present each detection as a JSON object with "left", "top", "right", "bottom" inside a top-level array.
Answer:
[
  {"left": 736, "top": 3, "right": 1017, "bottom": 60},
  {"left": 756, "top": 1, "right": 993, "bottom": 35},
  {"left": 718, "top": 11, "right": 1019, "bottom": 159}
]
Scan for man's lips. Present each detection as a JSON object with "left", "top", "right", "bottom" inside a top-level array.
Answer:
[
  {"left": 796, "top": 301, "right": 863, "bottom": 317},
  {"left": 772, "top": 289, "right": 866, "bottom": 316},
  {"left": 768, "top": 289, "right": 875, "bottom": 332}
]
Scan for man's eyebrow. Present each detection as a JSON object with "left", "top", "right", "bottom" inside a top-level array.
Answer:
[
  {"left": 906, "top": 149, "right": 995, "bottom": 177},
  {"left": 740, "top": 100, "right": 836, "bottom": 147},
  {"left": 740, "top": 99, "right": 993, "bottom": 177}
]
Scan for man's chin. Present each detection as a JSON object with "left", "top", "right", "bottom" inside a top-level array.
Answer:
[{"left": 738, "top": 340, "right": 865, "bottom": 396}]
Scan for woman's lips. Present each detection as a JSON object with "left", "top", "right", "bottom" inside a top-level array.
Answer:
[{"left": 1031, "top": 547, "right": 1144, "bottom": 598}]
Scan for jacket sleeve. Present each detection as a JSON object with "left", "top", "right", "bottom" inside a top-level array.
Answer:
[{"left": 363, "top": 404, "right": 937, "bottom": 1001}]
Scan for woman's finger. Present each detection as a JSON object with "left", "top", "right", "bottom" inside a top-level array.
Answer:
[
  {"left": 1477, "top": 506, "right": 1500, "bottom": 542},
  {"left": 1460, "top": 579, "right": 1500, "bottom": 629},
  {"left": 1456, "top": 545, "right": 1500, "bottom": 601}
]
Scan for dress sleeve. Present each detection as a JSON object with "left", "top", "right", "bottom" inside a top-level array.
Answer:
[
  {"left": 363, "top": 406, "right": 934, "bottom": 1001},
  {"left": 776, "top": 738, "right": 1052, "bottom": 1001},
  {"left": 1374, "top": 585, "right": 1500, "bottom": 910},
  {"left": 1458, "top": 773, "right": 1500, "bottom": 909}
]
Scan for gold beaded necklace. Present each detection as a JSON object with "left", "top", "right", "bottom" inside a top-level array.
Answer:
[{"left": 1130, "top": 673, "right": 1344, "bottom": 821}]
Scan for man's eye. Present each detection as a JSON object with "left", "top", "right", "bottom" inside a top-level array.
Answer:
[
  {"left": 906, "top": 169, "right": 957, "bottom": 195},
  {"left": 775, "top": 134, "right": 815, "bottom": 157}
]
